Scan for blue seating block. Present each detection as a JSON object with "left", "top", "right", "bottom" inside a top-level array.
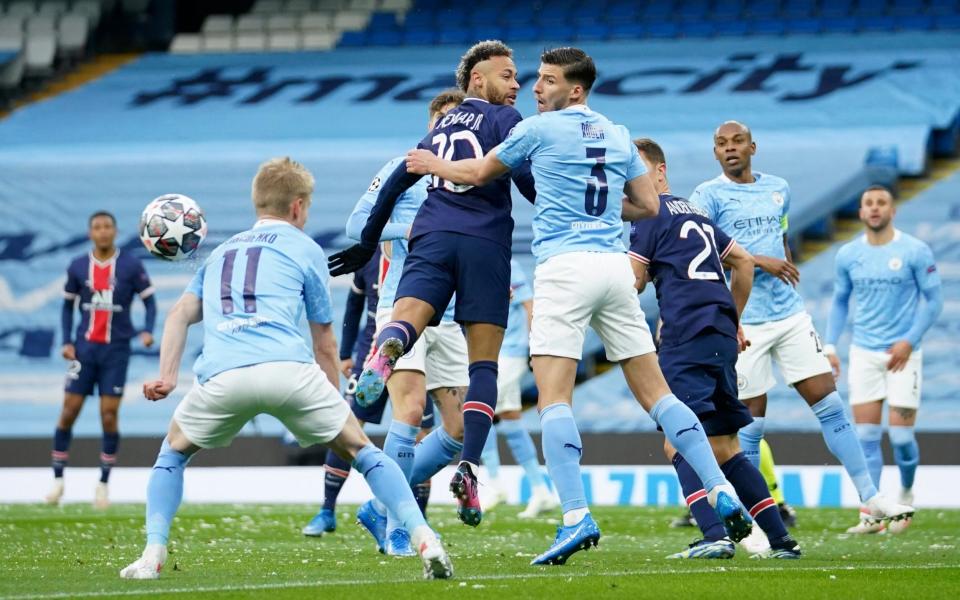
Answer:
[
  {"left": 607, "top": 1, "right": 641, "bottom": 23},
  {"left": 576, "top": 23, "right": 609, "bottom": 41},
  {"left": 645, "top": 21, "right": 679, "bottom": 38},
  {"left": 338, "top": 31, "right": 368, "bottom": 47},
  {"left": 714, "top": 20, "right": 750, "bottom": 35},
  {"left": 750, "top": 18, "right": 787, "bottom": 34},
  {"left": 712, "top": 0, "right": 745, "bottom": 21},
  {"left": 859, "top": 15, "right": 896, "bottom": 31},
  {"left": 927, "top": 0, "right": 959, "bottom": 16},
  {"left": 503, "top": 24, "right": 539, "bottom": 42},
  {"left": 677, "top": 0, "right": 710, "bottom": 21},
  {"left": 537, "top": 5, "right": 572, "bottom": 27},
  {"left": 745, "top": 0, "right": 781, "bottom": 19},
  {"left": 571, "top": 4, "right": 604, "bottom": 26},
  {"left": 367, "top": 29, "right": 403, "bottom": 46},
  {"left": 502, "top": 5, "right": 536, "bottom": 26},
  {"left": 785, "top": 17, "right": 822, "bottom": 33},
  {"left": 935, "top": 13, "right": 960, "bottom": 27},
  {"left": 820, "top": 0, "right": 853, "bottom": 18},
  {"left": 821, "top": 16, "right": 858, "bottom": 32},
  {"left": 437, "top": 28, "right": 470, "bottom": 45},
  {"left": 852, "top": 0, "right": 889, "bottom": 17},
  {"left": 402, "top": 28, "right": 438, "bottom": 46},
  {"left": 680, "top": 21, "right": 716, "bottom": 37},
  {"left": 466, "top": 8, "right": 501, "bottom": 27},
  {"left": 608, "top": 22, "right": 644, "bottom": 39},
  {"left": 889, "top": 0, "right": 924, "bottom": 17},
  {"left": 369, "top": 12, "right": 399, "bottom": 30},
  {"left": 469, "top": 24, "right": 505, "bottom": 40},
  {"left": 783, "top": 0, "right": 815, "bottom": 18}
]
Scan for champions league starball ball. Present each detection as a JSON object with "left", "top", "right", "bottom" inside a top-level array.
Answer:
[{"left": 139, "top": 194, "right": 208, "bottom": 261}]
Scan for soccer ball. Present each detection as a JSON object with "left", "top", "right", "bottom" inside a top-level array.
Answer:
[{"left": 139, "top": 194, "right": 207, "bottom": 261}]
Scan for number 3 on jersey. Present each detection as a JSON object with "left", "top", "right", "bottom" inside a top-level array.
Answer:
[
  {"left": 431, "top": 131, "right": 482, "bottom": 192},
  {"left": 584, "top": 148, "right": 608, "bottom": 216},
  {"left": 680, "top": 221, "right": 722, "bottom": 281}
]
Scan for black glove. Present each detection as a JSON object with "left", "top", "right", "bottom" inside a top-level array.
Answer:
[{"left": 328, "top": 242, "right": 377, "bottom": 277}]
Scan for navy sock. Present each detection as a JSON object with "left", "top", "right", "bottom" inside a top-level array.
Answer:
[
  {"left": 721, "top": 452, "right": 792, "bottom": 548},
  {"left": 375, "top": 320, "right": 419, "bottom": 356},
  {"left": 461, "top": 360, "right": 498, "bottom": 466},
  {"left": 100, "top": 431, "right": 119, "bottom": 483},
  {"left": 52, "top": 427, "right": 72, "bottom": 479},
  {"left": 671, "top": 454, "right": 726, "bottom": 542},
  {"left": 414, "top": 481, "right": 431, "bottom": 517},
  {"left": 322, "top": 449, "right": 351, "bottom": 512}
]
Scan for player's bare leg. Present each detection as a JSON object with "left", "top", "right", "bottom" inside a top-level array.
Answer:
[
  {"left": 356, "top": 297, "right": 434, "bottom": 405},
  {"left": 450, "top": 322, "right": 504, "bottom": 526},
  {"left": 46, "top": 392, "right": 85, "bottom": 505},
  {"left": 95, "top": 395, "right": 121, "bottom": 510}
]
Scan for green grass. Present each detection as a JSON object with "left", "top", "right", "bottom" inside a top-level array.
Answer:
[{"left": 1, "top": 504, "right": 958, "bottom": 599}]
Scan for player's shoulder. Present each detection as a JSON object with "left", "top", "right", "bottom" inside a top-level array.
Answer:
[
  {"left": 67, "top": 253, "right": 88, "bottom": 270},
  {"left": 898, "top": 230, "right": 934, "bottom": 256},
  {"left": 117, "top": 251, "right": 145, "bottom": 267},
  {"left": 691, "top": 175, "right": 727, "bottom": 198},
  {"left": 836, "top": 236, "right": 864, "bottom": 261},
  {"left": 755, "top": 171, "right": 790, "bottom": 190}
]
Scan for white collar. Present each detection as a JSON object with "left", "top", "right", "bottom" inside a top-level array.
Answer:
[
  {"left": 89, "top": 250, "right": 118, "bottom": 265},
  {"left": 719, "top": 172, "right": 758, "bottom": 185},
  {"left": 564, "top": 104, "right": 590, "bottom": 113},
  {"left": 862, "top": 228, "right": 901, "bottom": 244},
  {"left": 464, "top": 97, "right": 489, "bottom": 104},
  {"left": 253, "top": 218, "right": 296, "bottom": 230}
]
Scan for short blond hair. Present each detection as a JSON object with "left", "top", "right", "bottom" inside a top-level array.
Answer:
[{"left": 252, "top": 157, "right": 315, "bottom": 217}]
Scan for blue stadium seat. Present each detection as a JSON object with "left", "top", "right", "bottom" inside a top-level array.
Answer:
[
  {"left": 413, "top": 0, "right": 446, "bottom": 8},
  {"left": 859, "top": 15, "right": 897, "bottom": 31},
  {"left": 402, "top": 28, "right": 438, "bottom": 46},
  {"left": 745, "top": 0, "right": 781, "bottom": 19},
  {"left": 785, "top": 17, "right": 822, "bottom": 33},
  {"left": 889, "top": 0, "right": 924, "bottom": 17},
  {"left": 469, "top": 25, "right": 505, "bottom": 41},
  {"left": 369, "top": 12, "right": 399, "bottom": 30},
  {"left": 898, "top": 14, "right": 935, "bottom": 29},
  {"left": 712, "top": 0, "right": 744, "bottom": 21},
  {"left": 927, "top": 0, "right": 960, "bottom": 16},
  {"left": 820, "top": 0, "right": 853, "bottom": 18},
  {"left": 607, "top": 1, "right": 641, "bottom": 23},
  {"left": 466, "top": 8, "right": 501, "bottom": 27},
  {"left": 503, "top": 24, "right": 539, "bottom": 42},
  {"left": 750, "top": 18, "right": 787, "bottom": 34},
  {"left": 608, "top": 21, "right": 644, "bottom": 40},
  {"left": 437, "top": 27, "right": 470, "bottom": 45},
  {"left": 644, "top": 21, "right": 680, "bottom": 38},
  {"left": 541, "top": 24, "right": 576, "bottom": 42},
  {"left": 338, "top": 31, "right": 368, "bottom": 47},
  {"left": 680, "top": 21, "right": 716, "bottom": 37},
  {"left": 571, "top": 4, "right": 604, "bottom": 26},
  {"left": 852, "top": 0, "right": 888, "bottom": 17},
  {"left": 367, "top": 29, "right": 403, "bottom": 46},
  {"left": 537, "top": 4, "right": 572, "bottom": 27},
  {"left": 935, "top": 13, "right": 960, "bottom": 27},
  {"left": 783, "top": 0, "right": 815, "bottom": 18},
  {"left": 714, "top": 20, "right": 750, "bottom": 35},
  {"left": 641, "top": 0, "right": 675, "bottom": 20},
  {"left": 403, "top": 12, "right": 435, "bottom": 30},
  {"left": 677, "top": 0, "right": 710, "bottom": 21},
  {"left": 821, "top": 16, "right": 859, "bottom": 32},
  {"left": 436, "top": 8, "right": 467, "bottom": 28},
  {"left": 575, "top": 23, "right": 609, "bottom": 41},
  {"left": 501, "top": 5, "right": 536, "bottom": 26}
]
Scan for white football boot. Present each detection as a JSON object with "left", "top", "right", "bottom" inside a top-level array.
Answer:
[
  {"left": 93, "top": 482, "right": 110, "bottom": 510},
  {"left": 518, "top": 486, "right": 560, "bottom": 519},
  {"left": 120, "top": 544, "right": 167, "bottom": 580},
  {"left": 846, "top": 508, "right": 886, "bottom": 534},
  {"left": 481, "top": 485, "right": 508, "bottom": 512},
  {"left": 739, "top": 520, "right": 771, "bottom": 553},
  {"left": 411, "top": 526, "right": 453, "bottom": 580},
  {"left": 45, "top": 478, "right": 64, "bottom": 506},
  {"left": 865, "top": 493, "right": 915, "bottom": 523}
]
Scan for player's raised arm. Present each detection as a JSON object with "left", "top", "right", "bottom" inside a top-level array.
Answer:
[
  {"left": 623, "top": 173, "right": 660, "bottom": 220},
  {"left": 406, "top": 148, "right": 510, "bottom": 188},
  {"left": 143, "top": 292, "right": 202, "bottom": 401}
]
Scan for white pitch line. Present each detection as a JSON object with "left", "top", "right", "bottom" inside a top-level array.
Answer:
[{"left": 3, "top": 563, "right": 957, "bottom": 600}]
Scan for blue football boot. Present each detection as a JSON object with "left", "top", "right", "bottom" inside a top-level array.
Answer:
[
  {"left": 356, "top": 500, "right": 387, "bottom": 553},
  {"left": 302, "top": 508, "right": 336, "bottom": 536},
  {"left": 530, "top": 513, "right": 601, "bottom": 566}
]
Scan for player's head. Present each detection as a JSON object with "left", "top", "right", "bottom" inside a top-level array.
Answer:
[
  {"left": 455, "top": 40, "right": 518, "bottom": 106},
  {"left": 859, "top": 184, "right": 896, "bottom": 232},
  {"left": 713, "top": 120, "right": 755, "bottom": 179},
  {"left": 88, "top": 210, "right": 116, "bottom": 251},
  {"left": 534, "top": 47, "right": 596, "bottom": 113},
  {"left": 428, "top": 88, "right": 466, "bottom": 130},
  {"left": 634, "top": 138, "right": 668, "bottom": 194},
  {"left": 252, "top": 157, "right": 315, "bottom": 230}
]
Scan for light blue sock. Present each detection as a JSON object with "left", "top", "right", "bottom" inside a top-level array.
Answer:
[
  {"left": 855, "top": 423, "right": 884, "bottom": 488},
  {"left": 812, "top": 392, "right": 877, "bottom": 502},
  {"left": 889, "top": 425, "right": 919, "bottom": 490},
  {"left": 540, "top": 403, "right": 587, "bottom": 513},
  {"left": 500, "top": 418, "right": 546, "bottom": 489},
  {"left": 353, "top": 444, "right": 426, "bottom": 533},
  {"left": 651, "top": 394, "right": 726, "bottom": 492},
  {"left": 409, "top": 426, "right": 462, "bottom": 486},
  {"left": 738, "top": 417, "right": 765, "bottom": 468},
  {"left": 146, "top": 439, "right": 191, "bottom": 546},
  {"left": 383, "top": 420, "right": 419, "bottom": 532},
  {"left": 481, "top": 425, "right": 501, "bottom": 479}
]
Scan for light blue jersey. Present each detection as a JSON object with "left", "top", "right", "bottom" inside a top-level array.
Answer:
[
  {"left": 690, "top": 172, "right": 804, "bottom": 324},
  {"left": 500, "top": 259, "right": 533, "bottom": 358},
  {"left": 496, "top": 105, "right": 646, "bottom": 264},
  {"left": 186, "top": 220, "right": 332, "bottom": 383},
  {"left": 829, "top": 230, "right": 941, "bottom": 351},
  {"left": 346, "top": 157, "right": 455, "bottom": 321}
]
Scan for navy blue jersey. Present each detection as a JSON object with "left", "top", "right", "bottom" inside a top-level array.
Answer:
[
  {"left": 411, "top": 98, "right": 528, "bottom": 248},
  {"left": 353, "top": 246, "right": 382, "bottom": 317},
  {"left": 628, "top": 194, "right": 739, "bottom": 348},
  {"left": 63, "top": 251, "right": 154, "bottom": 345}
]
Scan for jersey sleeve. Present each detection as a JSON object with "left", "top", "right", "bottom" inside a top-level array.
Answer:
[
  {"left": 780, "top": 182, "right": 791, "bottom": 233},
  {"left": 713, "top": 223, "right": 736, "bottom": 259},
  {"left": 510, "top": 263, "right": 533, "bottom": 304},
  {"left": 495, "top": 116, "right": 540, "bottom": 170},
  {"left": 627, "top": 215, "right": 657, "bottom": 265},
  {"left": 303, "top": 247, "right": 334, "bottom": 324},
  {"left": 63, "top": 262, "right": 81, "bottom": 300},
  {"left": 624, "top": 131, "right": 648, "bottom": 181},
  {"left": 689, "top": 183, "right": 717, "bottom": 222},
  {"left": 131, "top": 258, "right": 155, "bottom": 298},
  {"left": 913, "top": 242, "right": 942, "bottom": 291},
  {"left": 186, "top": 264, "right": 205, "bottom": 298}
]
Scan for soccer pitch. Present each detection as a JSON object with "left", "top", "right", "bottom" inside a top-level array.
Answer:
[{"left": 1, "top": 504, "right": 957, "bottom": 599}]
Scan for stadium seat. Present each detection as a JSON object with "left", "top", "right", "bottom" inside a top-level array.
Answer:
[
  {"left": 889, "top": 0, "right": 924, "bottom": 17},
  {"left": 542, "top": 24, "right": 576, "bottom": 42},
  {"left": 714, "top": 20, "right": 750, "bottom": 35},
  {"left": 468, "top": 24, "right": 505, "bottom": 41},
  {"left": 680, "top": 20, "right": 716, "bottom": 37},
  {"left": 859, "top": 15, "right": 896, "bottom": 32},
  {"left": 606, "top": 1, "right": 641, "bottom": 23},
  {"left": 316, "top": 0, "right": 348, "bottom": 9},
  {"left": 537, "top": 4, "right": 572, "bottom": 27},
  {"left": 927, "top": 0, "right": 960, "bottom": 16},
  {"left": 252, "top": 0, "right": 284, "bottom": 15},
  {"left": 70, "top": 1, "right": 102, "bottom": 28},
  {"left": 436, "top": 27, "right": 469, "bottom": 45},
  {"left": 745, "top": 0, "right": 781, "bottom": 19},
  {"left": 268, "top": 30, "right": 302, "bottom": 51},
  {"left": 25, "top": 15, "right": 55, "bottom": 34},
  {"left": 575, "top": 23, "right": 609, "bottom": 41},
  {"left": 783, "top": 0, "right": 815, "bottom": 18},
  {"left": 283, "top": 0, "right": 315, "bottom": 14},
  {"left": 366, "top": 28, "right": 402, "bottom": 46},
  {"left": 503, "top": 24, "right": 538, "bottom": 43},
  {"left": 202, "top": 15, "right": 234, "bottom": 35},
  {"left": 236, "top": 15, "right": 268, "bottom": 33},
  {"left": 401, "top": 27, "right": 437, "bottom": 46},
  {"left": 820, "top": 0, "right": 853, "bottom": 18},
  {"left": 750, "top": 18, "right": 787, "bottom": 35},
  {"left": 300, "top": 12, "right": 334, "bottom": 31},
  {"left": 169, "top": 32, "right": 201, "bottom": 53},
  {"left": 37, "top": 1, "right": 68, "bottom": 19},
  {"left": 712, "top": 0, "right": 744, "bottom": 21},
  {"left": 852, "top": 0, "right": 888, "bottom": 17},
  {"left": 935, "top": 13, "right": 960, "bottom": 28},
  {"left": 642, "top": 0, "right": 674, "bottom": 20},
  {"left": 23, "top": 31, "right": 55, "bottom": 78},
  {"left": 301, "top": 30, "right": 338, "bottom": 49},
  {"left": 5, "top": 2, "right": 35, "bottom": 19},
  {"left": 235, "top": 31, "right": 268, "bottom": 51},
  {"left": 380, "top": 0, "right": 414, "bottom": 12},
  {"left": 785, "top": 17, "right": 822, "bottom": 34},
  {"left": 608, "top": 21, "right": 644, "bottom": 40},
  {"left": 898, "top": 14, "right": 934, "bottom": 30},
  {"left": 202, "top": 32, "right": 234, "bottom": 52},
  {"left": 368, "top": 12, "right": 399, "bottom": 30},
  {"left": 501, "top": 5, "right": 536, "bottom": 26},
  {"left": 349, "top": 0, "right": 379, "bottom": 11},
  {"left": 570, "top": 5, "right": 603, "bottom": 26},
  {"left": 466, "top": 7, "right": 501, "bottom": 27},
  {"left": 435, "top": 8, "right": 466, "bottom": 28},
  {"left": 267, "top": 15, "right": 299, "bottom": 32},
  {"left": 676, "top": 0, "right": 709, "bottom": 22},
  {"left": 645, "top": 21, "right": 679, "bottom": 38},
  {"left": 821, "top": 16, "right": 858, "bottom": 32},
  {"left": 57, "top": 13, "right": 90, "bottom": 57},
  {"left": 120, "top": 0, "right": 151, "bottom": 13},
  {"left": 337, "top": 30, "right": 367, "bottom": 46},
  {"left": 333, "top": 12, "right": 370, "bottom": 32}
]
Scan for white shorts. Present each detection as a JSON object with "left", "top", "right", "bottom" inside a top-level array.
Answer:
[
  {"left": 530, "top": 252, "right": 656, "bottom": 361},
  {"left": 375, "top": 308, "right": 469, "bottom": 391},
  {"left": 737, "top": 311, "right": 832, "bottom": 399},
  {"left": 848, "top": 345, "right": 922, "bottom": 408},
  {"left": 496, "top": 355, "right": 529, "bottom": 414},
  {"left": 174, "top": 361, "right": 351, "bottom": 449}
]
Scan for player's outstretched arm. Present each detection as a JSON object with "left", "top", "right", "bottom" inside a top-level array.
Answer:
[
  {"left": 310, "top": 321, "right": 341, "bottom": 388},
  {"left": 143, "top": 292, "right": 202, "bottom": 401},
  {"left": 406, "top": 149, "right": 510, "bottom": 187},
  {"left": 623, "top": 174, "right": 660, "bottom": 221}
]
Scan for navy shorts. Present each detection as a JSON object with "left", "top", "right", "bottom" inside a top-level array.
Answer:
[
  {"left": 396, "top": 231, "right": 510, "bottom": 328},
  {"left": 658, "top": 332, "right": 753, "bottom": 437},
  {"left": 64, "top": 340, "right": 131, "bottom": 397}
]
